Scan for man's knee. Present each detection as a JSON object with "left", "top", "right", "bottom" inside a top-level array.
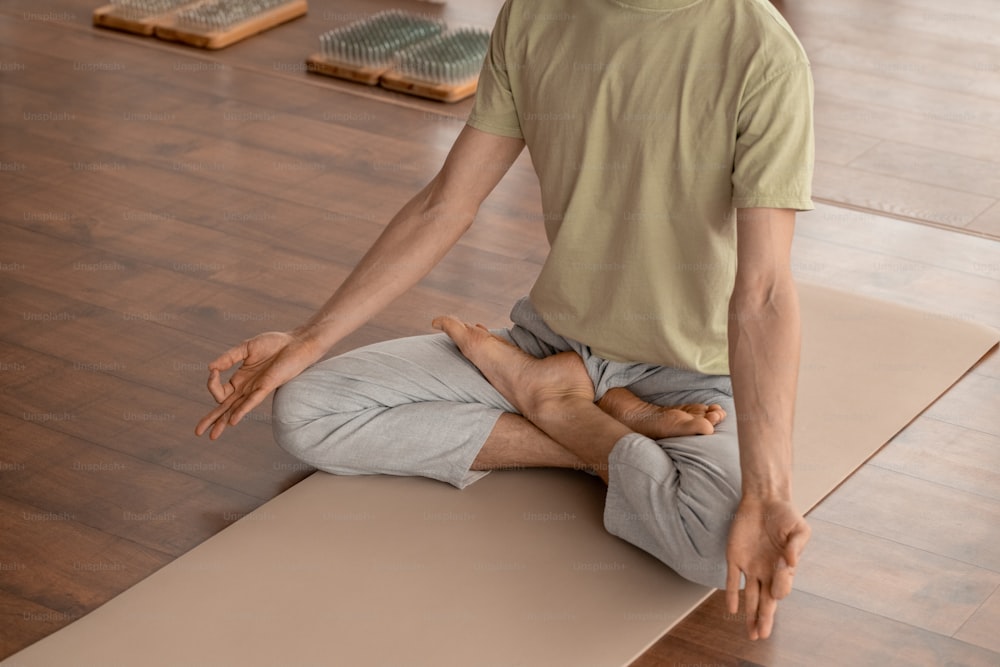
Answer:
[
  {"left": 605, "top": 467, "right": 739, "bottom": 588},
  {"left": 674, "top": 487, "right": 739, "bottom": 588},
  {"left": 271, "top": 376, "right": 312, "bottom": 457},
  {"left": 271, "top": 372, "right": 346, "bottom": 460},
  {"left": 271, "top": 365, "right": 393, "bottom": 472},
  {"left": 678, "top": 416, "right": 741, "bottom": 585}
]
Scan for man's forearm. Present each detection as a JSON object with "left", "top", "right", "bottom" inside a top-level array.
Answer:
[
  {"left": 727, "top": 275, "right": 800, "bottom": 500},
  {"left": 294, "top": 179, "right": 474, "bottom": 352},
  {"left": 291, "top": 126, "right": 525, "bottom": 354}
]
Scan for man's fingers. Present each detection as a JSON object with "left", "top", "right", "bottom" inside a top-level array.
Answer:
[
  {"left": 725, "top": 564, "right": 742, "bottom": 614},
  {"left": 770, "top": 557, "right": 795, "bottom": 599},
  {"left": 207, "top": 368, "right": 234, "bottom": 403},
  {"left": 196, "top": 391, "right": 248, "bottom": 439},
  {"left": 210, "top": 399, "right": 246, "bottom": 439},
  {"left": 195, "top": 400, "right": 231, "bottom": 437},
  {"left": 785, "top": 522, "right": 811, "bottom": 567},
  {"left": 210, "top": 411, "right": 230, "bottom": 440},
  {"left": 743, "top": 578, "right": 761, "bottom": 640},
  {"left": 206, "top": 341, "right": 252, "bottom": 402},
  {"left": 230, "top": 386, "right": 269, "bottom": 425},
  {"left": 755, "top": 589, "right": 778, "bottom": 639},
  {"left": 208, "top": 341, "right": 249, "bottom": 373},
  {"left": 198, "top": 381, "right": 270, "bottom": 436}
]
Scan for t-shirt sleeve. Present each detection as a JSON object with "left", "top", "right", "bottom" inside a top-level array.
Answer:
[
  {"left": 466, "top": 1, "right": 523, "bottom": 139},
  {"left": 731, "top": 62, "right": 815, "bottom": 211}
]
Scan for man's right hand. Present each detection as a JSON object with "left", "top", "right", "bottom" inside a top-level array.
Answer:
[{"left": 195, "top": 331, "right": 324, "bottom": 440}]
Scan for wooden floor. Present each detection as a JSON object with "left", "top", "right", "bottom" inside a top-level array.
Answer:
[
  {"left": 775, "top": 0, "right": 1000, "bottom": 240},
  {"left": 1, "top": 1, "right": 998, "bottom": 665}
]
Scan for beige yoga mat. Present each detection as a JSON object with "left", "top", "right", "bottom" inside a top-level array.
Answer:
[{"left": 4, "top": 282, "right": 997, "bottom": 667}]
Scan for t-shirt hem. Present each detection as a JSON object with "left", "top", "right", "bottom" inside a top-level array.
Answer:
[
  {"left": 584, "top": 340, "right": 730, "bottom": 376},
  {"left": 732, "top": 196, "right": 815, "bottom": 211},
  {"left": 465, "top": 117, "right": 523, "bottom": 139}
]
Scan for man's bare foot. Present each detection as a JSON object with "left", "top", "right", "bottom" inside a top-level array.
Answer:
[
  {"left": 432, "top": 316, "right": 725, "bottom": 439},
  {"left": 431, "top": 316, "right": 594, "bottom": 417},
  {"left": 597, "top": 387, "right": 725, "bottom": 438},
  {"left": 433, "top": 315, "right": 632, "bottom": 483}
]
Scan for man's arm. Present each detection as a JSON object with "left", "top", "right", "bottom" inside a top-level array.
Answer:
[
  {"left": 195, "top": 126, "right": 525, "bottom": 439},
  {"left": 291, "top": 126, "right": 524, "bottom": 351},
  {"left": 724, "top": 207, "right": 811, "bottom": 640}
]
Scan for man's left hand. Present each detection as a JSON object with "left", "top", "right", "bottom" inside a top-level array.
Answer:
[{"left": 725, "top": 495, "right": 811, "bottom": 640}]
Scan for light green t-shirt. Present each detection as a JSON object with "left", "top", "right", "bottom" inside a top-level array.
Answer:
[{"left": 467, "top": 0, "right": 815, "bottom": 374}]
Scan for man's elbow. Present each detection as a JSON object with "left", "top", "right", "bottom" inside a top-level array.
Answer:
[
  {"left": 418, "top": 176, "right": 478, "bottom": 232},
  {"left": 729, "top": 268, "right": 797, "bottom": 315}
]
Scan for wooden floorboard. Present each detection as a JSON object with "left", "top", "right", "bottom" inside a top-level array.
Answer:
[
  {"left": 0, "top": 492, "right": 173, "bottom": 620},
  {"left": 0, "top": 589, "right": 77, "bottom": 661},
  {"left": 870, "top": 417, "right": 1000, "bottom": 501},
  {"left": 793, "top": 517, "right": 1000, "bottom": 635},
  {"left": 663, "top": 589, "right": 1000, "bottom": 667},
  {"left": 810, "top": 466, "right": 1000, "bottom": 572},
  {"left": 776, "top": 0, "right": 1000, "bottom": 239},
  {"left": 1, "top": 1, "right": 999, "bottom": 665},
  {"left": 955, "top": 586, "right": 1000, "bottom": 654}
]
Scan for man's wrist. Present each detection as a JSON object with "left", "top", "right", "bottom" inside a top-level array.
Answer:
[
  {"left": 741, "top": 489, "right": 792, "bottom": 504},
  {"left": 291, "top": 323, "right": 337, "bottom": 356},
  {"left": 740, "top": 483, "right": 792, "bottom": 503},
  {"left": 736, "top": 432, "right": 794, "bottom": 502},
  {"left": 739, "top": 473, "right": 792, "bottom": 503}
]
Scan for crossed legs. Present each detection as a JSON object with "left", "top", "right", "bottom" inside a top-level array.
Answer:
[
  {"left": 442, "top": 318, "right": 718, "bottom": 481},
  {"left": 273, "top": 322, "right": 725, "bottom": 485},
  {"left": 445, "top": 317, "right": 725, "bottom": 481},
  {"left": 272, "top": 314, "right": 740, "bottom": 587}
]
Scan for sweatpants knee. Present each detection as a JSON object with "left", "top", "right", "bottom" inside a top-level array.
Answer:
[
  {"left": 676, "top": 487, "right": 740, "bottom": 588},
  {"left": 271, "top": 377, "right": 320, "bottom": 460},
  {"left": 271, "top": 371, "right": 384, "bottom": 475}
]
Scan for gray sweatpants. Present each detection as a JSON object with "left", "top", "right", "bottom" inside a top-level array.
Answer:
[{"left": 272, "top": 297, "right": 741, "bottom": 588}]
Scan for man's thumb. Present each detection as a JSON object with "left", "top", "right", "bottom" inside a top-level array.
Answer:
[{"left": 784, "top": 524, "right": 810, "bottom": 566}]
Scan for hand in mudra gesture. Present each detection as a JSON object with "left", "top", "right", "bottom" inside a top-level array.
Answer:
[
  {"left": 195, "top": 331, "right": 323, "bottom": 440},
  {"left": 725, "top": 495, "right": 811, "bottom": 640}
]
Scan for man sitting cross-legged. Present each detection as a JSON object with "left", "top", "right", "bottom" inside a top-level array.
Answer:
[{"left": 197, "top": 0, "right": 815, "bottom": 640}]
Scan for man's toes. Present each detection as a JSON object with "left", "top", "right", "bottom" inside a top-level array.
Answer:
[
  {"left": 662, "top": 409, "right": 714, "bottom": 436},
  {"left": 707, "top": 404, "right": 726, "bottom": 424},
  {"left": 432, "top": 315, "right": 468, "bottom": 343},
  {"left": 690, "top": 417, "right": 715, "bottom": 436},
  {"left": 433, "top": 316, "right": 501, "bottom": 352},
  {"left": 682, "top": 403, "right": 711, "bottom": 417},
  {"left": 675, "top": 415, "right": 714, "bottom": 436}
]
